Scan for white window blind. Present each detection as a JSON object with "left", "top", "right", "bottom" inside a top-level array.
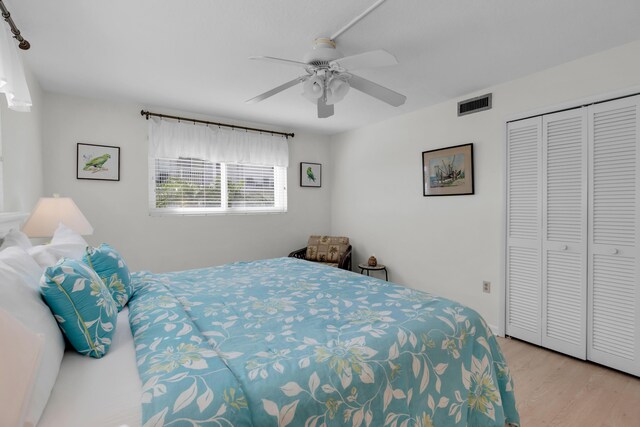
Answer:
[
  {"left": 154, "top": 158, "right": 222, "bottom": 210},
  {"left": 226, "top": 163, "right": 285, "bottom": 210},
  {"left": 150, "top": 157, "right": 287, "bottom": 215}
]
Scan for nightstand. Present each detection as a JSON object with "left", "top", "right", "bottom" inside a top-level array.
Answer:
[{"left": 358, "top": 263, "right": 388, "bottom": 281}]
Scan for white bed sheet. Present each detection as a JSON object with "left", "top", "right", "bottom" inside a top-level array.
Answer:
[{"left": 38, "top": 307, "right": 142, "bottom": 427}]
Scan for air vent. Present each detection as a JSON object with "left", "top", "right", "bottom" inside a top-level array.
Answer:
[{"left": 458, "top": 93, "right": 492, "bottom": 116}]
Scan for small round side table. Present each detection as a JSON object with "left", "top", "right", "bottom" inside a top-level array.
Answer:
[{"left": 358, "top": 263, "right": 388, "bottom": 281}]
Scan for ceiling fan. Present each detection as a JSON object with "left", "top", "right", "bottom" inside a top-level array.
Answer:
[{"left": 245, "top": 0, "right": 406, "bottom": 119}]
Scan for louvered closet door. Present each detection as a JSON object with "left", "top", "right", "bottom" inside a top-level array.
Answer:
[
  {"left": 506, "top": 117, "right": 542, "bottom": 344},
  {"left": 541, "top": 109, "right": 587, "bottom": 359},
  {"left": 588, "top": 95, "right": 640, "bottom": 376}
]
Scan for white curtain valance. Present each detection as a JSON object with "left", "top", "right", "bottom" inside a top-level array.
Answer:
[
  {"left": 149, "top": 118, "right": 289, "bottom": 167},
  {"left": 0, "top": 23, "right": 31, "bottom": 112}
]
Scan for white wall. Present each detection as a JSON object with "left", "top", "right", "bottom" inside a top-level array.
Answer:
[
  {"left": 42, "top": 93, "right": 332, "bottom": 272},
  {"left": 1, "top": 67, "right": 43, "bottom": 212},
  {"left": 330, "top": 40, "right": 640, "bottom": 331}
]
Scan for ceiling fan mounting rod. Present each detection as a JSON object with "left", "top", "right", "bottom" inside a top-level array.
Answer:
[{"left": 330, "top": 0, "right": 388, "bottom": 41}]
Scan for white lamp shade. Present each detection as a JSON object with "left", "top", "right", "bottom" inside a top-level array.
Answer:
[
  {"left": 302, "top": 75, "right": 324, "bottom": 102},
  {"left": 326, "top": 77, "right": 350, "bottom": 105},
  {"left": 22, "top": 197, "right": 93, "bottom": 238}
]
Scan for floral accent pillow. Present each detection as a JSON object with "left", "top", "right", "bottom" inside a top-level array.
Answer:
[
  {"left": 40, "top": 259, "right": 117, "bottom": 358},
  {"left": 83, "top": 244, "right": 132, "bottom": 311}
]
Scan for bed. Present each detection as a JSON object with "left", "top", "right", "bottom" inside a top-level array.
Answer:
[
  {"left": 1, "top": 214, "right": 519, "bottom": 427},
  {"left": 37, "top": 307, "right": 141, "bottom": 426},
  {"left": 118, "top": 258, "right": 519, "bottom": 426}
]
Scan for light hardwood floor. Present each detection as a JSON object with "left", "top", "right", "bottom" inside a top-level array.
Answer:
[{"left": 498, "top": 337, "right": 640, "bottom": 426}]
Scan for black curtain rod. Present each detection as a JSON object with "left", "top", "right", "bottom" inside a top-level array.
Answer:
[
  {"left": 0, "top": 0, "right": 30, "bottom": 50},
  {"left": 140, "top": 110, "right": 294, "bottom": 138}
]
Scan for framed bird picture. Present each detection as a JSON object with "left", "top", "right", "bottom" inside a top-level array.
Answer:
[
  {"left": 300, "top": 162, "right": 321, "bottom": 187},
  {"left": 77, "top": 143, "right": 120, "bottom": 181}
]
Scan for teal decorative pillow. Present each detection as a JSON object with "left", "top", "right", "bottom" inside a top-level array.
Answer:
[
  {"left": 40, "top": 259, "right": 117, "bottom": 358},
  {"left": 83, "top": 244, "right": 132, "bottom": 311}
]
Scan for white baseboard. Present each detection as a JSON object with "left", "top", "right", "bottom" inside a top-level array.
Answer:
[{"left": 488, "top": 323, "right": 502, "bottom": 337}]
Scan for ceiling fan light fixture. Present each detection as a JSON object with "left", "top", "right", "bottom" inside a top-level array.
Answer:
[
  {"left": 302, "top": 75, "right": 324, "bottom": 102},
  {"left": 326, "top": 76, "right": 350, "bottom": 105},
  {"left": 246, "top": 3, "right": 406, "bottom": 117}
]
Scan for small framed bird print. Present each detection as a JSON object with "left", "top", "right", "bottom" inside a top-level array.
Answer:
[
  {"left": 77, "top": 143, "right": 120, "bottom": 181},
  {"left": 300, "top": 162, "right": 321, "bottom": 187}
]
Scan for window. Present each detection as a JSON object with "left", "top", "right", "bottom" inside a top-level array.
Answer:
[
  {"left": 148, "top": 117, "right": 289, "bottom": 215},
  {"left": 150, "top": 157, "right": 287, "bottom": 215}
]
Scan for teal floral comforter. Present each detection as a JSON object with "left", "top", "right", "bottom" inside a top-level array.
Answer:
[{"left": 128, "top": 257, "right": 519, "bottom": 427}]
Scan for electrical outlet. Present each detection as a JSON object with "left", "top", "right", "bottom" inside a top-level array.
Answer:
[{"left": 483, "top": 281, "right": 491, "bottom": 293}]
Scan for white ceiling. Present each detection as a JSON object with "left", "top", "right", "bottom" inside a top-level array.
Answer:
[{"left": 12, "top": 0, "right": 640, "bottom": 135}]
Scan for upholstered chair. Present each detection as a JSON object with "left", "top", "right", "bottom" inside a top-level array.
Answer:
[{"left": 288, "top": 235, "right": 352, "bottom": 270}]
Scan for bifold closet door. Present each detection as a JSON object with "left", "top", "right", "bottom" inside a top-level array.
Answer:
[
  {"left": 506, "top": 117, "right": 542, "bottom": 344},
  {"left": 541, "top": 109, "right": 587, "bottom": 359},
  {"left": 588, "top": 95, "right": 640, "bottom": 376}
]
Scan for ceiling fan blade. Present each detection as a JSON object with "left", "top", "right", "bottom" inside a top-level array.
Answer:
[
  {"left": 246, "top": 76, "right": 307, "bottom": 104},
  {"left": 331, "top": 50, "right": 397, "bottom": 71},
  {"left": 317, "top": 97, "right": 334, "bottom": 118},
  {"left": 348, "top": 74, "right": 406, "bottom": 107},
  {"left": 249, "top": 56, "right": 308, "bottom": 68}
]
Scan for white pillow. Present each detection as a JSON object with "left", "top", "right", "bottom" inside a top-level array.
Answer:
[
  {"left": 0, "top": 250, "right": 65, "bottom": 427},
  {"left": 28, "top": 223, "right": 88, "bottom": 269},
  {"left": 0, "top": 229, "right": 32, "bottom": 251},
  {"left": 0, "top": 247, "right": 43, "bottom": 290},
  {"left": 27, "top": 246, "right": 59, "bottom": 270},
  {"left": 0, "top": 308, "right": 44, "bottom": 427}
]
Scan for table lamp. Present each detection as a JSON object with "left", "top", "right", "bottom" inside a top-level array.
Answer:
[{"left": 22, "top": 194, "right": 93, "bottom": 238}]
